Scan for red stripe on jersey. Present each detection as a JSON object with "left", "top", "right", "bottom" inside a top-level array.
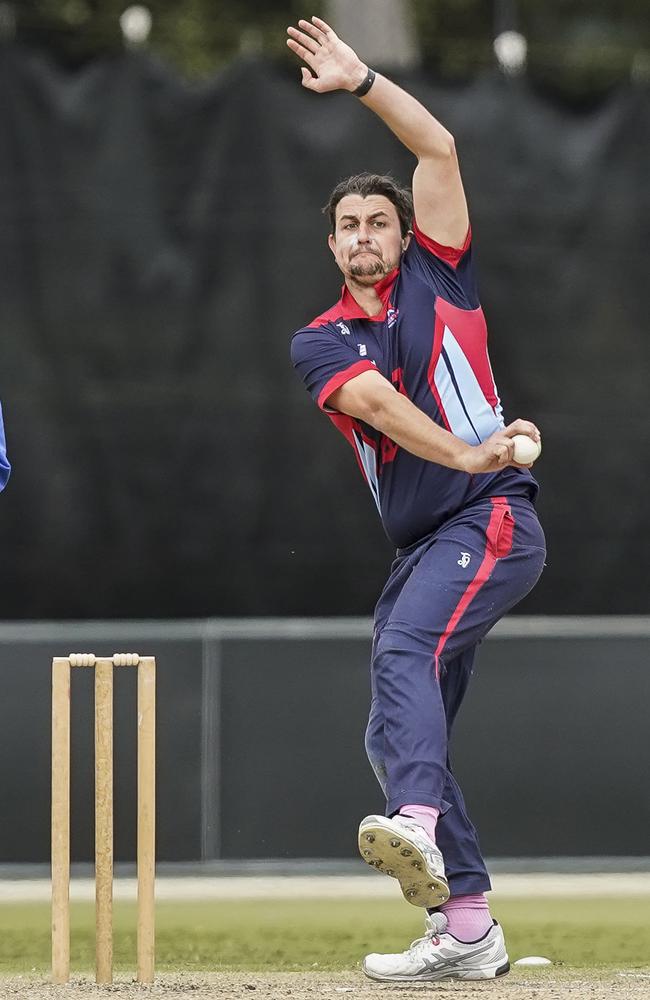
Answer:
[
  {"left": 381, "top": 368, "right": 408, "bottom": 464},
  {"left": 432, "top": 498, "right": 514, "bottom": 679},
  {"left": 318, "top": 360, "right": 378, "bottom": 410},
  {"left": 327, "top": 412, "right": 378, "bottom": 486},
  {"left": 426, "top": 311, "right": 452, "bottom": 430},
  {"left": 435, "top": 298, "right": 499, "bottom": 410},
  {"left": 412, "top": 219, "right": 472, "bottom": 269}
]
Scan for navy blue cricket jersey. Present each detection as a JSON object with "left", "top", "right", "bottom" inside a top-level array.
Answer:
[{"left": 291, "top": 220, "right": 538, "bottom": 549}]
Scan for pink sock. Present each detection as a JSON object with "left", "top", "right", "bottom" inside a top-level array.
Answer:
[
  {"left": 440, "top": 893, "right": 493, "bottom": 942},
  {"left": 398, "top": 804, "right": 440, "bottom": 844}
]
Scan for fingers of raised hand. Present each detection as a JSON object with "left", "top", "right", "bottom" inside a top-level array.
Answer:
[
  {"left": 286, "top": 39, "right": 316, "bottom": 69},
  {"left": 310, "top": 15, "right": 335, "bottom": 35},
  {"left": 300, "top": 66, "right": 322, "bottom": 91},
  {"left": 287, "top": 26, "right": 321, "bottom": 58},
  {"left": 299, "top": 16, "right": 335, "bottom": 43}
]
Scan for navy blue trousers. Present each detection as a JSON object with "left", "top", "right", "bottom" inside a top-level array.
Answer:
[{"left": 365, "top": 495, "right": 546, "bottom": 897}]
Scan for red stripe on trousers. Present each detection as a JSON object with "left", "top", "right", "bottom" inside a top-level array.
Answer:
[{"left": 433, "top": 498, "right": 514, "bottom": 679}]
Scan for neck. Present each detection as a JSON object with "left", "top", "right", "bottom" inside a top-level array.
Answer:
[{"left": 345, "top": 278, "right": 384, "bottom": 317}]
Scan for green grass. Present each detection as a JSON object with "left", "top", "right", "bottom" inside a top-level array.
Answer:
[{"left": 0, "top": 896, "right": 649, "bottom": 975}]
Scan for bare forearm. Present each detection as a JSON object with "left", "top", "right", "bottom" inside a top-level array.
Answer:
[
  {"left": 365, "top": 390, "right": 471, "bottom": 471},
  {"left": 330, "top": 373, "right": 540, "bottom": 474}
]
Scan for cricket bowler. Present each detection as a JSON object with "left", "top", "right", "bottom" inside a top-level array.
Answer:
[{"left": 289, "top": 15, "right": 546, "bottom": 982}]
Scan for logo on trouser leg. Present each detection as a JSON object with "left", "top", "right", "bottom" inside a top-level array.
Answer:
[{"left": 457, "top": 552, "right": 471, "bottom": 568}]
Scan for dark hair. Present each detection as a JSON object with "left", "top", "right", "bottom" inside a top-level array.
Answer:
[{"left": 323, "top": 172, "right": 413, "bottom": 238}]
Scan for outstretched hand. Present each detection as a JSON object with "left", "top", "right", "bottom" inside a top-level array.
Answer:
[{"left": 286, "top": 16, "right": 368, "bottom": 93}]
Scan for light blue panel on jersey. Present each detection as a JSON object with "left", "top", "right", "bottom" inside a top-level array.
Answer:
[
  {"left": 352, "top": 428, "right": 381, "bottom": 514},
  {"left": 434, "top": 327, "right": 504, "bottom": 444}
]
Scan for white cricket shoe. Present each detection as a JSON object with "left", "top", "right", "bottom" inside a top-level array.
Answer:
[
  {"left": 362, "top": 912, "right": 510, "bottom": 982},
  {"left": 357, "top": 814, "right": 449, "bottom": 907}
]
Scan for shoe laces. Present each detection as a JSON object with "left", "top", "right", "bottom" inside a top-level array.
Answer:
[{"left": 405, "top": 913, "right": 448, "bottom": 955}]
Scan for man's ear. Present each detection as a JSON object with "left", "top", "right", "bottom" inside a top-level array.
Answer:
[
  {"left": 328, "top": 233, "right": 337, "bottom": 257},
  {"left": 402, "top": 231, "right": 413, "bottom": 252}
]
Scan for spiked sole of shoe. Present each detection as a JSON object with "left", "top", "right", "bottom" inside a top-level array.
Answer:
[
  {"left": 357, "top": 821, "right": 450, "bottom": 907},
  {"left": 362, "top": 960, "right": 510, "bottom": 982}
]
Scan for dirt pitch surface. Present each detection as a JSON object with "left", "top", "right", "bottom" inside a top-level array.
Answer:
[{"left": 2, "top": 970, "right": 650, "bottom": 1000}]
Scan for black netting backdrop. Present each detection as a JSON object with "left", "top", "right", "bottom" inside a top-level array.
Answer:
[{"left": 1, "top": 46, "right": 648, "bottom": 618}]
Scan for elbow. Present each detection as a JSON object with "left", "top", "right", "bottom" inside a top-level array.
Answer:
[
  {"left": 420, "top": 132, "right": 456, "bottom": 162},
  {"left": 439, "top": 132, "right": 456, "bottom": 158}
]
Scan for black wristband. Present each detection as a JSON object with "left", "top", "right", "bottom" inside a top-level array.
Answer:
[{"left": 353, "top": 68, "right": 376, "bottom": 97}]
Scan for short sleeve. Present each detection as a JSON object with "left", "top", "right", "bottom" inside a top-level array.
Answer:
[
  {"left": 404, "top": 218, "right": 479, "bottom": 309},
  {"left": 291, "top": 327, "right": 377, "bottom": 411}
]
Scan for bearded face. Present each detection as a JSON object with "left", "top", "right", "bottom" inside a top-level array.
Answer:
[
  {"left": 328, "top": 194, "right": 407, "bottom": 286},
  {"left": 348, "top": 251, "right": 386, "bottom": 278}
]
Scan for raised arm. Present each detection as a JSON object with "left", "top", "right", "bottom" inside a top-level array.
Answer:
[{"left": 287, "top": 15, "right": 469, "bottom": 248}]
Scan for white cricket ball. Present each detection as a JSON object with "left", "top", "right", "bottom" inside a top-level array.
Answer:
[
  {"left": 512, "top": 434, "right": 541, "bottom": 464},
  {"left": 514, "top": 956, "right": 552, "bottom": 966}
]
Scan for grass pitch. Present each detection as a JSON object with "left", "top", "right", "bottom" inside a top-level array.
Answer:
[{"left": 0, "top": 895, "right": 649, "bottom": 975}]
